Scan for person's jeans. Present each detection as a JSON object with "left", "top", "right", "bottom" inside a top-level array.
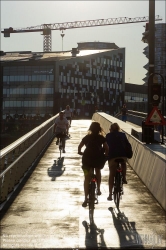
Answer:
[{"left": 122, "top": 115, "right": 127, "bottom": 122}]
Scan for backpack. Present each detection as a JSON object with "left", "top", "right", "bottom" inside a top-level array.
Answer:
[
  {"left": 115, "top": 133, "right": 133, "bottom": 159},
  {"left": 122, "top": 140, "right": 133, "bottom": 159},
  {"left": 107, "top": 132, "right": 133, "bottom": 159}
]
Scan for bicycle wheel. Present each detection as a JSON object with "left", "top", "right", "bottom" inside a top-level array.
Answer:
[
  {"left": 113, "top": 172, "right": 121, "bottom": 209},
  {"left": 89, "top": 181, "right": 96, "bottom": 225}
]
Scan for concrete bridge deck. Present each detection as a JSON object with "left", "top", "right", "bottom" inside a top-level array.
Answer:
[{"left": 0, "top": 120, "right": 166, "bottom": 249}]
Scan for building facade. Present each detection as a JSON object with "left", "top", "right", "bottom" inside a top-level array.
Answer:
[
  {"left": 142, "top": 23, "right": 166, "bottom": 85},
  {"left": 142, "top": 23, "right": 166, "bottom": 115},
  {"left": 0, "top": 42, "right": 125, "bottom": 120},
  {"left": 124, "top": 83, "right": 148, "bottom": 112}
]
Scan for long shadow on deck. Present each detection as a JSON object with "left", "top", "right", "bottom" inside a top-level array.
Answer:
[
  {"left": 47, "top": 157, "right": 65, "bottom": 181},
  {"left": 109, "top": 207, "right": 144, "bottom": 249},
  {"left": 82, "top": 220, "right": 107, "bottom": 249}
]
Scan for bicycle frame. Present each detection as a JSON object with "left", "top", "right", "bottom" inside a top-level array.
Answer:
[
  {"left": 56, "top": 132, "right": 66, "bottom": 159},
  {"left": 88, "top": 168, "right": 98, "bottom": 225},
  {"left": 113, "top": 159, "right": 124, "bottom": 209},
  {"left": 59, "top": 138, "right": 63, "bottom": 159}
]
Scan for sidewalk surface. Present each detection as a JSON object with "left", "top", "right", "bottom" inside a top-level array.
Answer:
[{"left": 0, "top": 120, "right": 166, "bottom": 249}]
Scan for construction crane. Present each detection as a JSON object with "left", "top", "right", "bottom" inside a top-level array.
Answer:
[{"left": 1, "top": 15, "right": 162, "bottom": 52}]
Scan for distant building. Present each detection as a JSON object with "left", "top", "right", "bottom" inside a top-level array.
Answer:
[
  {"left": 124, "top": 83, "right": 148, "bottom": 112},
  {"left": 142, "top": 23, "right": 166, "bottom": 86},
  {"left": 0, "top": 42, "right": 125, "bottom": 119},
  {"left": 142, "top": 23, "right": 166, "bottom": 115}
]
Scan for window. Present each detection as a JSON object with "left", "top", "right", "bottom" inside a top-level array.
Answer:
[
  {"left": 27, "top": 89, "right": 32, "bottom": 95},
  {"left": 93, "top": 80, "right": 96, "bottom": 87},
  {"left": 9, "top": 76, "right": 15, "bottom": 82},
  {"left": 42, "top": 75, "right": 47, "bottom": 81},
  {"left": 67, "top": 76, "right": 70, "bottom": 83},
  {"left": 32, "top": 75, "right": 37, "bottom": 81},
  {"left": 63, "top": 76, "right": 66, "bottom": 82},
  {"left": 93, "top": 68, "right": 96, "bottom": 74}
]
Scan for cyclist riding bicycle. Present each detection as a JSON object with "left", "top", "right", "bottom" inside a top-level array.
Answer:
[
  {"left": 106, "top": 123, "right": 130, "bottom": 201},
  {"left": 54, "top": 111, "right": 69, "bottom": 153},
  {"left": 64, "top": 105, "right": 73, "bottom": 127},
  {"left": 78, "top": 122, "right": 109, "bottom": 207}
]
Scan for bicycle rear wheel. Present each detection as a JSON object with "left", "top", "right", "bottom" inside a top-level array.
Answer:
[
  {"left": 89, "top": 181, "right": 95, "bottom": 225},
  {"left": 113, "top": 172, "right": 121, "bottom": 209},
  {"left": 59, "top": 138, "right": 62, "bottom": 159}
]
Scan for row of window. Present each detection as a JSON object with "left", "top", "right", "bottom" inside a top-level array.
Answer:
[
  {"left": 3, "top": 75, "right": 54, "bottom": 82},
  {"left": 67, "top": 57, "right": 123, "bottom": 67},
  {"left": 94, "top": 57, "right": 123, "bottom": 67},
  {"left": 60, "top": 70, "right": 122, "bottom": 80},
  {"left": 3, "top": 66, "right": 54, "bottom": 75},
  {"left": 59, "top": 76, "right": 122, "bottom": 86},
  {"left": 125, "top": 96, "right": 147, "bottom": 101},
  {"left": 3, "top": 88, "right": 54, "bottom": 95},
  {"left": 59, "top": 82, "right": 122, "bottom": 92},
  {"left": 3, "top": 101, "right": 53, "bottom": 108},
  {"left": 125, "top": 92, "right": 147, "bottom": 98}
]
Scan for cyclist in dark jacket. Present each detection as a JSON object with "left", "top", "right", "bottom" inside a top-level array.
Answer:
[
  {"left": 106, "top": 123, "right": 130, "bottom": 201},
  {"left": 78, "top": 122, "right": 109, "bottom": 207}
]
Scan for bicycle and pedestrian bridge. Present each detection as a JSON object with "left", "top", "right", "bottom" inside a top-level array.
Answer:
[{"left": 0, "top": 112, "right": 165, "bottom": 249}]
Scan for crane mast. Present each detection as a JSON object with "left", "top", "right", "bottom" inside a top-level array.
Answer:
[{"left": 1, "top": 15, "right": 162, "bottom": 52}]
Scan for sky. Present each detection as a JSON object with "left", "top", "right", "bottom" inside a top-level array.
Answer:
[{"left": 0, "top": 1, "right": 165, "bottom": 85}]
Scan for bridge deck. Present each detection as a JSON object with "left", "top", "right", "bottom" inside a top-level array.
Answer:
[{"left": 0, "top": 120, "right": 165, "bottom": 249}]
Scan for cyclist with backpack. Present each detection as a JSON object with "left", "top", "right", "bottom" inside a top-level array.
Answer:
[
  {"left": 78, "top": 122, "right": 109, "bottom": 207},
  {"left": 106, "top": 123, "right": 131, "bottom": 201}
]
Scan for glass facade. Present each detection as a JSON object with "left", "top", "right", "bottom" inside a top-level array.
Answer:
[
  {"left": 55, "top": 49, "right": 125, "bottom": 116},
  {"left": 125, "top": 83, "right": 148, "bottom": 112},
  {"left": 1, "top": 44, "right": 125, "bottom": 119},
  {"left": 3, "top": 64, "right": 54, "bottom": 117}
]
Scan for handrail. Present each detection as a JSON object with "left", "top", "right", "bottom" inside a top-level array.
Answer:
[
  {"left": 0, "top": 114, "right": 58, "bottom": 172},
  {"left": 0, "top": 113, "right": 60, "bottom": 204}
]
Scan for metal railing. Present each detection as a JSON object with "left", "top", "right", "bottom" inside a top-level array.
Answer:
[{"left": 0, "top": 114, "right": 58, "bottom": 204}]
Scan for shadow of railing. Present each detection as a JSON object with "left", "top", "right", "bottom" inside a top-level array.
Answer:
[{"left": 108, "top": 207, "right": 144, "bottom": 248}]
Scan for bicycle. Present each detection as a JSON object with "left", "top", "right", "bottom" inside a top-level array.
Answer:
[
  {"left": 113, "top": 158, "right": 124, "bottom": 209},
  {"left": 55, "top": 132, "right": 66, "bottom": 159},
  {"left": 78, "top": 152, "right": 98, "bottom": 225},
  {"left": 88, "top": 167, "right": 98, "bottom": 225}
]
